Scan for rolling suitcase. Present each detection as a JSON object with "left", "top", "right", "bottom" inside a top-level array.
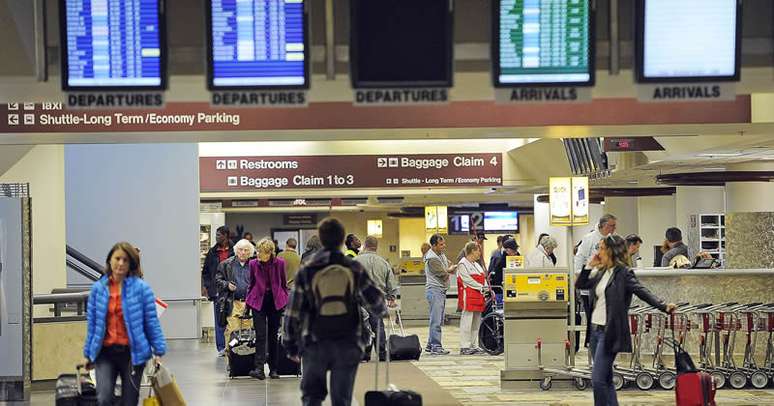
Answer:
[
  {"left": 274, "top": 335, "right": 301, "bottom": 377},
  {"left": 55, "top": 364, "right": 97, "bottom": 406},
  {"left": 387, "top": 309, "right": 421, "bottom": 361},
  {"left": 364, "top": 329, "right": 422, "bottom": 406},
  {"left": 227, "top": 316, "right": 256, "bottom": 378},
  {"left": 671, "top": 322, "right": 716, "bottom": 406}
]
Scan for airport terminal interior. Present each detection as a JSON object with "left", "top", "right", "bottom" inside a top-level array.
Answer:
[{"left": 2, "top": 0, "right": 774, "bottom": 405}]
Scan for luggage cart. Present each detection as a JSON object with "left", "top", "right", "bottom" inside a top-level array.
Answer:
[
  {"left": 735, "top": 303, "right": 773, "bottom": 389},
  {"left": 536, "top": 337, "right": 592, "bottom": 391}
]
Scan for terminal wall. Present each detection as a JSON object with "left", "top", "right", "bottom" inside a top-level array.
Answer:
[
  {"left": 65, "top": 144, "right": 200, "bottom": 338},
  {"left": 0, "top": 145, "right": 66, "bottom": 317}
]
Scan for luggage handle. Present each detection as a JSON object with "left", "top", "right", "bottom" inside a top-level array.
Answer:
[
  {"left": 387, "top": 308, "right": 406, "bottom": 337},
  {"left": 373, "top": 312, "right": 392, "bottom": 392},
  {"left": 75, "top": 364, "right": 86, "bottom": 395}
]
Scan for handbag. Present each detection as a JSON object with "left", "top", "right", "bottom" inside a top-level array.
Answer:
[
  {"left": 150, "top": 363, "right": 187, "bottom": 406},
  {"left": 143, "top": 386, "right": 161, "bottom": 406}
]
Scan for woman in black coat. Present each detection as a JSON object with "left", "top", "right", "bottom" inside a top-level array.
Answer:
[{"left": 576, "top": 235, "right": 676, "bottom": 406}]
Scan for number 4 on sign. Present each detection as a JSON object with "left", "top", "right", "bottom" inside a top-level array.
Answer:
[{"left": 490, "top": 156, "right": 498, "bottom": 166}]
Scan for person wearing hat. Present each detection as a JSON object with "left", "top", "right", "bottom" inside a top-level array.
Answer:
[
  {"left": 456, "top": 231, "right": 487, "bottom": 269},
  {"left": 487, "top": 238, "right": 520, "bottom": 293}
]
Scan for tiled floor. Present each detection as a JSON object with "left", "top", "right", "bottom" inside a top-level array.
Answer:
[{"left": 15, "top": 323, "right": 774, "bottom": 405}]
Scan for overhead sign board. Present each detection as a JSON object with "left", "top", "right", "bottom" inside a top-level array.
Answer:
[{"left": 200, "top": 154, "right": 503, "bottom": 192}]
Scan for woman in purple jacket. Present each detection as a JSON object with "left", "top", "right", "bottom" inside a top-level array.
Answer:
[{"left": 246, "top": 238, "right": 289, "bottom": 380}]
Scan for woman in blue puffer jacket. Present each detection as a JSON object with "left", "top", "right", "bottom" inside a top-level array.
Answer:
[{"left": 82, "top": 242, "right": 166, "bottom": 406}]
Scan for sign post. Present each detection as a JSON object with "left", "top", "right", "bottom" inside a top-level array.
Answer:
[{"left": 549, "top": 176, "right": 589, "bottom": 366}]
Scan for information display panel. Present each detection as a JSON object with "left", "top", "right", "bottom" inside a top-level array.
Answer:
[
  {"left": 493, "top": 0, "right": 594, "bottom": 87},
  {"left": 636, "top": 0, "right": 741, "bottom": 82},
  {"left": 60, "top": 0, "right": 166, "bottom": 90},
  {"left": 350, "top": 0, "right": 453, "bottom": 88},
  {"left": 207, "top": 0, "right": 309, "bottom": 89},
  {"left": 484, "top": 211, "right": 519, "bottom": 232}
]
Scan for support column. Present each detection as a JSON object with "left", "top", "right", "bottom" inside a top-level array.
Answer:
[{"left": 724, "top": 163, "right": 774, "bottom": 269}]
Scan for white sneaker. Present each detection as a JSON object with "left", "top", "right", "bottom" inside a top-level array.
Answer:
[{"left": 217, "top": 350, "right": 226, "bottom": 357}]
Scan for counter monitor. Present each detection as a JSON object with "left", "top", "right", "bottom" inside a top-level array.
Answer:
[
  {"left": 206, "top": 0, "right": 309, "bottom": 89},
  {"left": 636, "top": 0, "right": 741, "bottom": 82},
  {"left": 493, "top": 0, "right": 594, "bottom": 87},
  {"left": 60, "top": 0, "right": 166, "bottom": 90},
  {"left": 484, "top": 211, "right": 519, "bottom": 232},
  {"left": 349, "top": 0, "right": 454, "bottom": 88}
]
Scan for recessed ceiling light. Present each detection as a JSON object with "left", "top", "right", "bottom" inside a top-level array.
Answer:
[{"left": 701, "top": 167, "right": 726, "bottom": 171}]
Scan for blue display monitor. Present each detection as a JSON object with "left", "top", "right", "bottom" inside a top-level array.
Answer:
[
  {"left": 60, "top": 0, "right": 166, "bottom": 90},
  {"left": 484, "top": 211, "right": 519, "bottom": 232},
  {"left": 207, "top": 0, "right": 309, "bottom": 89}
]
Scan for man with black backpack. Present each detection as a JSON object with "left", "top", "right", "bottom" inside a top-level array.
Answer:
[{"left": 282, "top": 217, "right": 387, "bottom": 406}]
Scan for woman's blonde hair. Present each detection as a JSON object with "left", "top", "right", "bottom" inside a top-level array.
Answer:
[
  {"left": 256, "top": 238, "right": 276, "bottom": 260},
  {"left": 464, "top": 241, "right": 480, "bottom": 256}
]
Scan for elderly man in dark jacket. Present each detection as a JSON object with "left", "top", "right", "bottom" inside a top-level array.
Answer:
[{"left": 202, "top": 226, "right": 234, "bottom": 356}]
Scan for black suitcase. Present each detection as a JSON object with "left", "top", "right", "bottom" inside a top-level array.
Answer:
[
  {"left": 387, "top": 310, "right": 421, "bottom": 361},
  {"left": 365, "top": 327, "right": 423, "bottom": 406},
  {"left": 227, "top": 319, "right": 256, "bottom": 378},
  {"left": 55, "top": 365, "right": 97, "bottom": 406},
  {"left": 274, "top": 338, "right": 301, "bottom": 376}
]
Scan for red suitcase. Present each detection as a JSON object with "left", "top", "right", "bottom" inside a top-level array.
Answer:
[
  {"left": 676, "top": 371, "right": 716, "bottom": 406},
  {"left": 670, "top": 320, "right": 716, "bottom": 406}
]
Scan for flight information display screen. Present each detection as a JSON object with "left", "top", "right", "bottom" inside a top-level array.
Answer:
[
  {"left": 61, "top": 0, "right": 165, "bottom": 90},
  {"left": 207, "top": 0, "right": 308, "bottom": 89},
  {"left": 494, "top": 0, "right": 593, "bottom": 86},
  {"left": 636, "top": 0, "right": 740, "bottom": 82}
]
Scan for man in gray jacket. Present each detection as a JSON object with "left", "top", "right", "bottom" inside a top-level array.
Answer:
[
  {"left": 355, "top": 236, "right": 398, "bottom": 361},
  {"left": 424, "top": 234, "right": 458, "bottom": 355}
]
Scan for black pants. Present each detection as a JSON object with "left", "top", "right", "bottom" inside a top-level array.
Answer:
[
  {"left": 364, "top": 310, "right": 386, "bottom": 361},
  {"left": 94, "top": 345, "right": 145, "bottom": 406},
  {"left": 252, "top": 291, "right": 283, "bottom": 371}
]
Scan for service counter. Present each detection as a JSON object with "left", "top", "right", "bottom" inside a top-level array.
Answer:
[
  {"left": 398, "top": 274, "right": 460, "bottom": 326},
  {"left": 630, "top": 268, "right": 774, "bottom": 306}
]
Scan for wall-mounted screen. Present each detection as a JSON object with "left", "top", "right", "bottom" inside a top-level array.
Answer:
[
  {"left": 636, "top": 0, "right": 741, "bottom": 82},
  {"left": 484, "top": 211, "right": 519, "bottom": 232},
  {"left": 60, "top": 0, "right": 166, "bottom": 90},
  {"left": 493, "top": 0, "right": 594, "bottom": 87},
  {"left": 350, "top": 0, "right": 454, "bottom": 88},
  {"left": 207, "top": 0, "right": 309, "bottom": 89}
]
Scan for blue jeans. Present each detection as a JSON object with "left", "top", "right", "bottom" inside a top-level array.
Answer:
[
  {"left": 426, "top": 287, "right": 446, "bottom": 350},
  {"left": 94, "top": 345, "right": 145, "bottom": 406},
  {"left": 214, "top": 302, "right": 225, "bottom": 352},
  {"left": 590, "top": 329, "right": 619, "bottom": 406},
  {"left": 300, "top": 339, "right": 362, "bottom": 406}
]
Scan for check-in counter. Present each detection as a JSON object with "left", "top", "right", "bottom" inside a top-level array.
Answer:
[
  {"left": 398, "top": 274, "right": 460, "bottom": 326},
  {"left": 630, "top": 268, "right": 774, "bottom": 306}
]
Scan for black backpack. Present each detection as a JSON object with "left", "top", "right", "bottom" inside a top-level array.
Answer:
[{"left": 310, "top": 264, "right": 360, "bottom": 339}]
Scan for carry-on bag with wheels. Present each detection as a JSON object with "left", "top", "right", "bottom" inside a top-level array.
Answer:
[
  {"left": 227, "top": 315, "right": 256, "bottom": 378},
  {"left": 365, "top": 328, "right": 422, "bottom": 406},
  {"left": 275, "top": 332, "right": 301, "bottom": 376},
  {"left": 671, "top": 320, "right": 716, "bottom": 406},
  {"left": 55, "top": 364, "right": 97, "bottom": 406},
  {"left": 387, "top": 309, "right": 421, "bottom": 361}
]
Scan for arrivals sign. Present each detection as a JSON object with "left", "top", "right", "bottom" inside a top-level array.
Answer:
[
  {"left": 200, "top": 154, "right": 502, "bottom": 192},
  {"left": 549, "top": 176, "right": 589, "bottom": 226}
]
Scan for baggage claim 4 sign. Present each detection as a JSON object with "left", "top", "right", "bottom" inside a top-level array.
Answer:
[{"left": 199, "top": 154, "right": 502, "bottom": 191}]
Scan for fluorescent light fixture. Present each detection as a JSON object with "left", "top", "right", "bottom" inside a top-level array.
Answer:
[{"left": 697, "top": 152, "right": 743, "bottom": 157}]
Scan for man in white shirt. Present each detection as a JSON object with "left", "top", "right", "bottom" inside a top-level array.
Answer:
[
  {"left": 574, "top": 214, "right": 618, "bottom": 273},
  {"left": 573, "top": 214, "right": 617, "bottom": 350}
]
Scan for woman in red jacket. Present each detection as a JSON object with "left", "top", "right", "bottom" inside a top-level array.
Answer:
[
  {"left": 245, "top": 238, "right": 289, "bottom": 380},
  {"left": 457, "top": 241, "right": 488, "bottom": 355}
]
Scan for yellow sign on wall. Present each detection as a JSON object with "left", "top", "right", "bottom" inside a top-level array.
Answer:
[
  {"left": 367, "top": 219, "right": 383, "bottom": 238},
  {"left": 425, "top": 206, "right": 448, "bottom": 234},
  {"left": 549, "top": 177, "right": 589, "bottom": 226}
]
